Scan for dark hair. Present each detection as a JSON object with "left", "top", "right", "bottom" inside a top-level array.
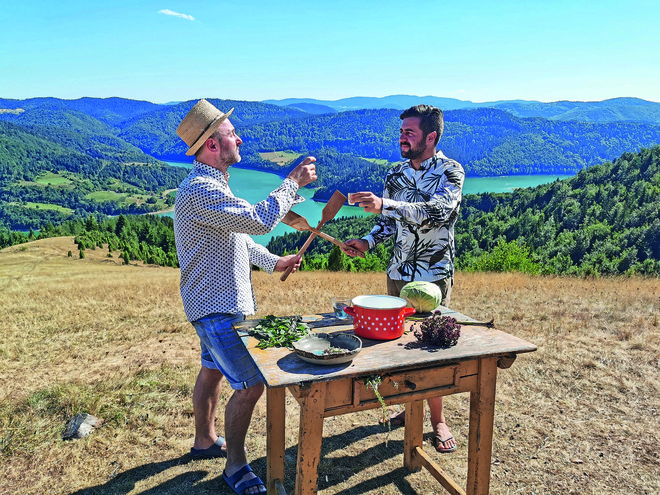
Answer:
[{"left": 399, "top": 104, "right": 444, "bottom": 145}]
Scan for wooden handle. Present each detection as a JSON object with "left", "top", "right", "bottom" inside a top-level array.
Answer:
[
  {"left": 280, "top": 233, "right": 317, "bottom": 282},
  {"left": 280, "top": 264, "right": 295, "bottom": 282},
  {"left": 310, "top": 228, "right": 365, "bottom": 258}
]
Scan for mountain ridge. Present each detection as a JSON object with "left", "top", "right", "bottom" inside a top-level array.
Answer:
[
  {"left": 263, "top": 95, "right": 660, "bottom": 124},
  {"left": 2, "top": 95, "right": 660, "bottom": 231},
  {"left": 4, "top": 95, "right": 660, "bottom": 124}
]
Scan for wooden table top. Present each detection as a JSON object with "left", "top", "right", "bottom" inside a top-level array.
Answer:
[{"left": 233, "top": 309, "right": 537, "bottom": 389}]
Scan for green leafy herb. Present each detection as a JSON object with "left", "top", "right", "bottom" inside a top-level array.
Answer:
[
  {"left": 322, "top": 346, "right": 346, "bottom": 355},
  {"left": 250, "top": 315, "right": 310, "bottom": 349},
  {"left": 365, "top": 375, "right": 392, "bottom": 440}
]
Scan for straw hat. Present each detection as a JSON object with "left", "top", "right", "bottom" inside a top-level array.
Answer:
[{"left": 176, "top": 99, "right": 234, "bottom": 156}]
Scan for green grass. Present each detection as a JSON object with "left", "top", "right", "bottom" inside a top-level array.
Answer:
[
  {"left": 33, "top": 171, "right": 73, "bottom": 186},
  {"left": 0, "top": 108, "right": 24, "bottom": 115},
  {"left": 16, "top": 171, "right": 76, "bottom": 189},
  {"left": 361, "top": 157, "right": 391, "bottom": 166},
  {"left": 8, "top": 202, "right": 74, "bottom": 215},
  {"left": 85, "top": 190, "right": 170, "bottom": 210},
  {"left": 86, "top": 190, "right": 127, "bottom": 202},
  {"left": 259, "top": 150, "right": 301, "bottom": 166},
  {"left": 10, "top": 173, "right": 173, "bottom": 219}
]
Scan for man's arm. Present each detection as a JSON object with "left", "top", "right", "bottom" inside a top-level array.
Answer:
[
  {"left": 341, "top": 176, "right": 397, "bottom": 256},
  {"left": 245, "top": 235, "right": 302, "bottom": 274},
  {"left": 354, "top": 161, "right": 464, "bottom": 229},
  {"left": 342, "top": 161, "right": 464, "bottom": 258},
  {"left": 383, "top": 161, "right": 464, "bottom": 227},
  {"left": 184, "top": 157, "right": 317, "bottom": 236}
]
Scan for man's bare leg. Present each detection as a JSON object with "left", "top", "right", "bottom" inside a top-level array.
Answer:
[
  {"left": 223, "top": 383, "right": 266, "bottom": 495},
  {"left": 192, "top": 367, "right": 224, "bottom": 450}
]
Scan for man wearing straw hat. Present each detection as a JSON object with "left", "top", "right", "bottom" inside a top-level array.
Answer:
[{"left": 174, "top": 99, "right": 317, "bottom": 495}]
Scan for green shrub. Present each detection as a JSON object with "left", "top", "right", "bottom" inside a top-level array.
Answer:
[{"left": 464, "top": 239, "right": 540, "bottom": 274}]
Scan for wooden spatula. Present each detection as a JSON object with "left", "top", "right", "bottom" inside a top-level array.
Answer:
[
  {"left": 281, "top": 190, "right": 348, "bottom": 281},
  {"left": 281, "top": 210, "right": 365, "bottom": 257}
]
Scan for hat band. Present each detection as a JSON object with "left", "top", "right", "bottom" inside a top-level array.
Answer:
[{"left": 196, "top": 114, "right": 223, "bottom": 144}]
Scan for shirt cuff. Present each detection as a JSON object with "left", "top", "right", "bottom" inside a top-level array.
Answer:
[
  {"left": 362, "top": 235, "right": 376, "bottom": 250},
  {"left": 261, "top": 253, "right": 280, "bottom": 274},
  {"left": 282, "top": 178, "right": 306, "bottom": 204},
  {"left": 380, "top": 197, "right": 397, "bottom": 218}
]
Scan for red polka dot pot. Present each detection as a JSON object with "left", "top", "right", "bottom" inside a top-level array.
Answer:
[{"left": 344, "top": 295, "right": 416, "bottom": 340}]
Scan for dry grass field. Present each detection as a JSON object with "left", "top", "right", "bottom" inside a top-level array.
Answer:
[{"left": 1, "top": 237, "right": 658, "bottom": 495}]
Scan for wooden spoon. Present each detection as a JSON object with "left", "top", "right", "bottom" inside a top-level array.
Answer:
[
  {"left": 281, "top": 211, "right": 365, "bottom": 257},
  {"left": 281, "top": 190, "right": 348, "bottom": 281}
]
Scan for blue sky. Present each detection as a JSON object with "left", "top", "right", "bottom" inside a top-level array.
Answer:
[{"left": 1, "top": 0, "right": 658, "bottom": 104}]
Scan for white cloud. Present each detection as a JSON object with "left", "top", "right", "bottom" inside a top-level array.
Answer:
[{"left": 158, "top": 9, "right": 194, "bottom": 21}]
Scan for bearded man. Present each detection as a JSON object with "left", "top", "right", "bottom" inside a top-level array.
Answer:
[{"left": 343, "top": 104, "right": 465, "bottom": 453}]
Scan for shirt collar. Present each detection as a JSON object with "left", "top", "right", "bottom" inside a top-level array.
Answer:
[
  {"left": 193, "top": 159, "right": 230, "bottom": 181},
  {"left": 406, "top": 150, "right": 445, "bottom": 171}
]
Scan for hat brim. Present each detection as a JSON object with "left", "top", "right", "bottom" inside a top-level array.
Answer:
[{"left": 185, "top": 107, "right": 235, "bottom": 156}]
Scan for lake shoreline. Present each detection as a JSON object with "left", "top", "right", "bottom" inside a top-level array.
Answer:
[{"left": 162, "top": 161, "right": 573, "bottom": 246}]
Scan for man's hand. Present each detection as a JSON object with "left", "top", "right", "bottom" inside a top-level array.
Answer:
[
  {"left": 341, "top": 239, "right": 369, "bottom": 258},
  {"left": 275, "top": 254, "right": 302, "bottom": 273},
  {"left": 287, "top": 156, "right": 317, "bottom": 187},
  {"left": 350, "top": 191, "right": 383, "bottom": 214}
]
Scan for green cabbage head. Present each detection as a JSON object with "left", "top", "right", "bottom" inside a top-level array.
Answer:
[{"left": 400, "top": 281, "right": 443, "bottom": 312}]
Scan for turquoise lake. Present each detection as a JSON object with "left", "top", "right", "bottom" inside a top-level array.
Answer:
[{"left": 164, "top": 161, "right": 572, "bottom": 246}]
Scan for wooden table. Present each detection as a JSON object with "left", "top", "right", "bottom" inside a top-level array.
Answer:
[{"left": 233, "top": 309, "right": 536, "bottom": 495}]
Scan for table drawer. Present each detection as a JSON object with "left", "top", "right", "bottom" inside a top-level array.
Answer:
[
  {"left": 309, "top": 359, "right": 479, "bottom": 414},
  {"left": 354, "top": 360, "right": 477, "bottom": 405}
]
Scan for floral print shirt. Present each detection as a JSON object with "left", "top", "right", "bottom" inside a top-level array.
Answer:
[
  {"left": 174, "top": 160, "right": 304, "bottom": 322},
  {"left": 363, "top": 150, "right": 465, "bottom": 282}
]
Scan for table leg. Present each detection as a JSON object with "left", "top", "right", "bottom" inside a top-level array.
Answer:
[
  {"left": 403, "top": 400, "right": 424, "bottom": 471},
  {"left": 406, "top": 399, "right": 466, "bottom": 495},
  {"left": 466, "top": 357, "right": 498, "bottom": 495},
  {"left": 295, "top": 382, "right": 327, "bottom": 495},
  {"left": 267, "top": 387, "right": 286, "bottom": 495}
]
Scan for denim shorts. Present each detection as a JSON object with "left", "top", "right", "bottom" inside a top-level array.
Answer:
[{"left": 191, "top": 313, "right": 264, "bottom": 390}]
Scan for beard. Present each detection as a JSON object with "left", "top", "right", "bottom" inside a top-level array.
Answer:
[
  {"left": 220, "top": 146, "right": 241, "bottom": 166},
  {"left": 400, "top": 141, "right": 426, "bottom": 160}
]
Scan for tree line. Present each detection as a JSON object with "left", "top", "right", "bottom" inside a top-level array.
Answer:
[
  {"left": 267, "top": 145, "right": 660, "bottom": 276},
  {"left": 0, "top": 120, "right": 186, "bottom": 230},
  {"left": 3, "top": 145, "right": 658, "bottom": 276},
  {"left": 4, "top": 97, "right": 660, "bottom": 231}
]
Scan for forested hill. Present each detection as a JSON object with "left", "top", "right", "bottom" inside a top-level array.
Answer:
[
  {"left": 4, "top": 97, "right": 660, "bottom": 178},
  {"left": 268, "top": 145, "right": 660, "bottom": 276},
  {"left": 264, "top": 96, "right": 660, "bottom": 124},
  {"left": 2, "top": 96, "right": 660, "bottom": 231},
  {"left": 0, "top": 97, "right": 161, "bottom": 127},
  {"left": 0, "top": 98, "right": 309, "bottom": 230},
  {"left": 3, "top": 146, "right": 658, "bottom": 276},
  {"left": 116, "top": 102, "right": 660, "bottom": 177},
  {"left": 0, "top": 119, "right": 187, "bottom": 231},
  {"left": 454, "top": 145, "right": 660, "bottom": 275},
  {"left": 440, "top": 108, "right": 660, "bottom": 175},
  {"left": 117, "top": 98, "right": 307, "bottom": 159},
  {"left": 492, "top": 97, "right": 660, "bottom": 123},
  {"left": 230, "top": 106, "right": 660, "bottom": 178}
]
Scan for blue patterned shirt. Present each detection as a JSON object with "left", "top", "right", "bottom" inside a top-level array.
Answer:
[
  {"left": 174, "top": 160, "right": 304, "bottom": 322},
  {"left": 363, "top": 150, "right": 465, "bottom": 282}
]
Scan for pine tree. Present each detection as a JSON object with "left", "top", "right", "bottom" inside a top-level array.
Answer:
[{"left": 327, "top": 245, "right": 345, "bottom": 271}]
